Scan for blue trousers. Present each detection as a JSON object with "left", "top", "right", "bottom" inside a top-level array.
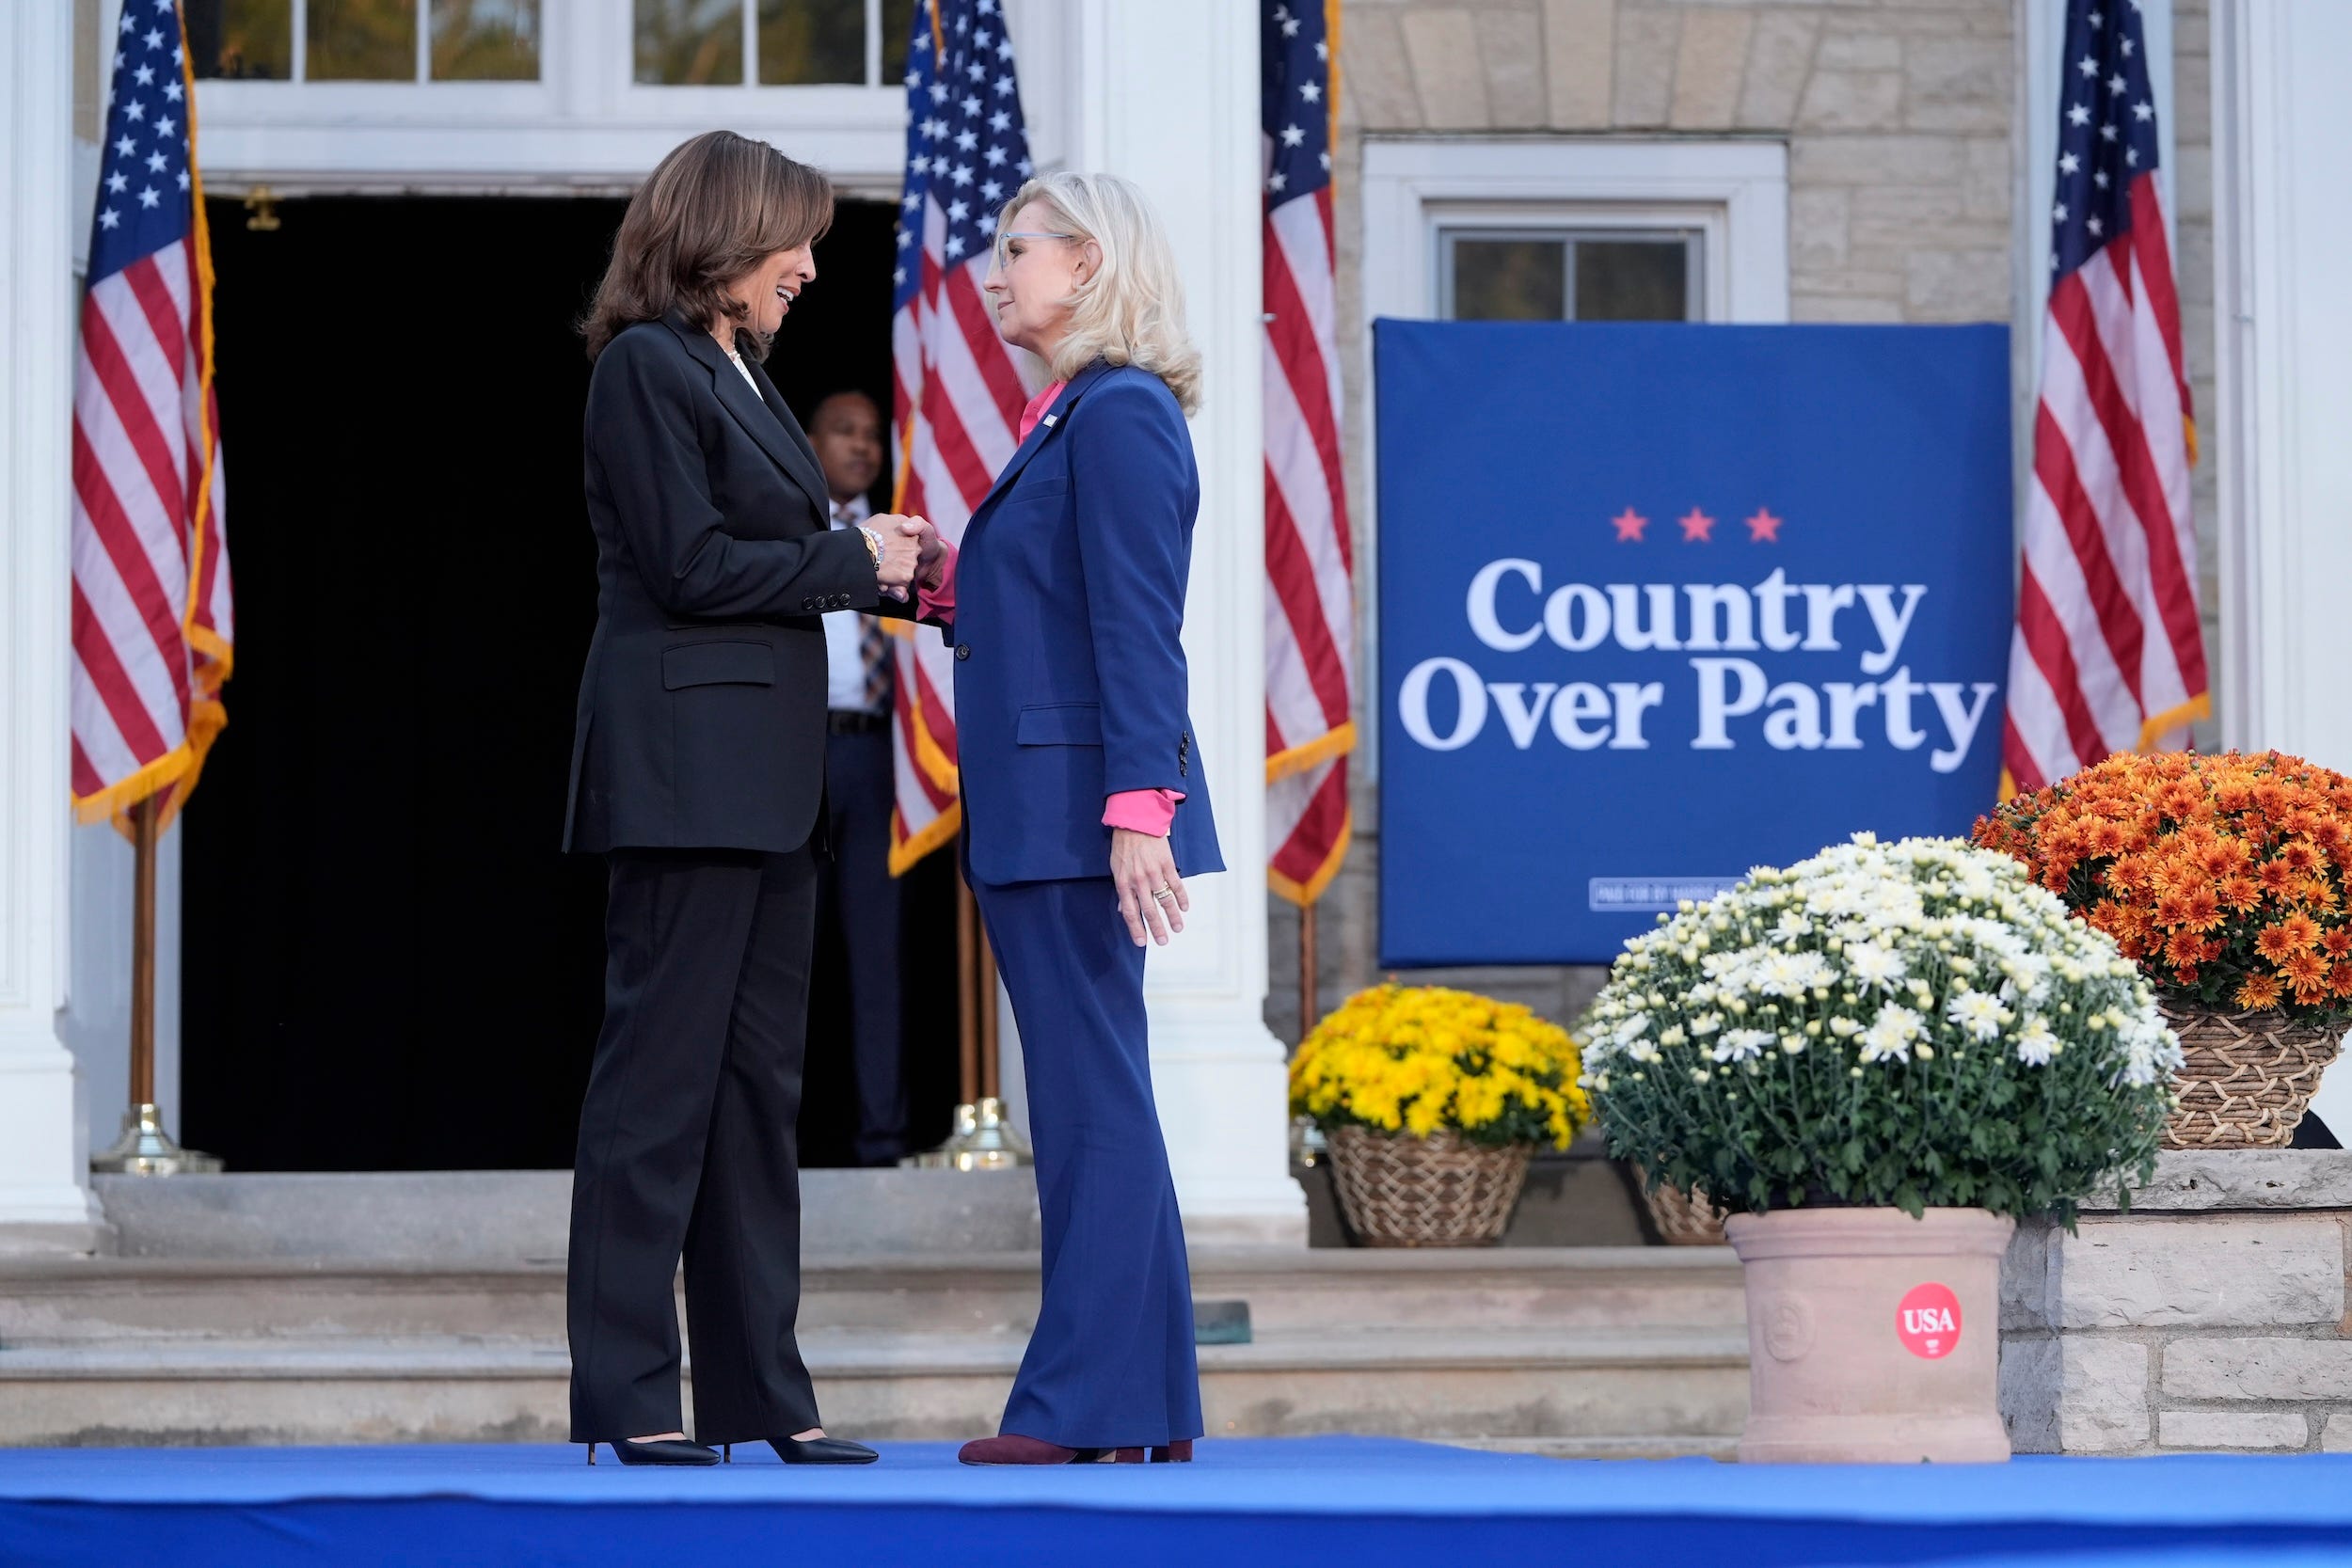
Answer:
[{"left": 971, "top": 875, "right": 1203, "bottom": 1448}]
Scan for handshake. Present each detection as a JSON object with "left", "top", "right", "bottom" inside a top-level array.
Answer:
[{"left": 869, "top": 514, "right": 945, "bottom": 602}]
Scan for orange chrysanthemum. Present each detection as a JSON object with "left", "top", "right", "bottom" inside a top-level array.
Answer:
[
  {"left": 2257, "top": 923, "right": 2302, "bottom": 963},
  {"left": 1974, "top": 750, "right": 2352, "bottom": 1023}
]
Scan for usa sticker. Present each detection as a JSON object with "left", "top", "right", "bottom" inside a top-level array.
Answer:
[{"left": 1897, "top": 1283, "right": 1963, "bottom": 1359}]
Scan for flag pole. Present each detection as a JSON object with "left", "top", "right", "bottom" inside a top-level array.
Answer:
[
  {"left": 956, "top": 871, "right": 981, "bottom": 1106},
  {"left": 914, "top": 863, "right": 1029, "bottom": 1170},
  {"left": 1300, "top": 897, "right": 1319, "bottom": 1040},
  {"left": 91, "top": 796, "right": 219, "bottom": 1175}
]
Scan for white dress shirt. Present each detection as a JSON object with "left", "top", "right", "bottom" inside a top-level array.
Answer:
[{"left": 823, "top": 494, "right": 881, "bottom": 713}]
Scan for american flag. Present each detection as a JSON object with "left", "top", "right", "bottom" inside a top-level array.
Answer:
[
  {"left": 885, "top": 0, "right": 1034, "bottom": 874},
  {"left": 1263, "top": 0, "right": 1354, "bottom": 905},
  {"left": 72, "top": 0, "right": 233, "bottom": 830},
  {"left": 2003, "top": 0, "right": 2204, "bottom": 796}
]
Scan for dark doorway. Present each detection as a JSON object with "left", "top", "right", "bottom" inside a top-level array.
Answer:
[{"left": 183, "top": 193, "right": 961, "bottom": 1171}]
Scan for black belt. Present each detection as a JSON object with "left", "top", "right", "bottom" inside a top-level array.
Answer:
[{"left": 828, "top": 710, "right": 890, "bottom": 735}]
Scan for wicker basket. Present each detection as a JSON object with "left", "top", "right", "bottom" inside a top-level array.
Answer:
[
  {"left": 1636, "top": 1167, "right": 1729, "bottom": 1245},
  {"left": 2159, "top": 1002, "right": 2343, "bottom": 1148},
  {"left": 1323, "top": 1126, "right": 1533, "bottom": 1247}
]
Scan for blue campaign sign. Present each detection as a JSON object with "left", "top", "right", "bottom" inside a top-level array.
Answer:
[{"left": 1375, "top": 320, "right": 2012, "bottom": 967}]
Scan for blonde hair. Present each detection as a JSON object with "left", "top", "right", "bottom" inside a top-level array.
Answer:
[{"left": 995, "top": 171, "right": 1202, "bottom": 415}]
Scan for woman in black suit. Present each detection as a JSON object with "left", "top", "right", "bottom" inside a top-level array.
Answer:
[{"left": 564, "top": 130, "right": 924, "bottom": 1467}]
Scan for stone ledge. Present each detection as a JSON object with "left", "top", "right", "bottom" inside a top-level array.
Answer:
[
  {"left": 2088, "top": 1150, "right": 2352, "bottom": 1212},
  {"left": 2007, "top": 1212, "right": 2344, "bottom": 1331}
]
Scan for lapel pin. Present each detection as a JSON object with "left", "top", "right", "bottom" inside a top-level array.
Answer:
[{"left": 1042, "top": 414, "right": 1058, "bottom": 428}]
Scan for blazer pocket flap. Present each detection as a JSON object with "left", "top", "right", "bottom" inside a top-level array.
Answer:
[
  {"left": 663, "top": 640, "right": 775, "bottom": 689},
  {"left": 1015, "top": 703, "right": 1103, "bottom": 745},
  {"left": 1010, "top": 476, "right": 1069, "bottom": 500}
]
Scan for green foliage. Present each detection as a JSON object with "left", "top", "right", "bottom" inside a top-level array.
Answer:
[{"left": 1581, "top": 835, "right": 2179, "bottom": 1227}]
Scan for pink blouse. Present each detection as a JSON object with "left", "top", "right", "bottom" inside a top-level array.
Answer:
[{"left": 915, "top": 380, "right": 1183, "bottom": 840}]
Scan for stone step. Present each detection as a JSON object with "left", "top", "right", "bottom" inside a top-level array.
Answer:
[
  {"left": 0, "top": 1326, "right": 1748, "bottom": 1449},
  {"left": 0, "top": 1247, "right": 1744, "bottom": 1344},
  {"left": 90, "top": 1170, "right": 1043, "bottom": 1262}
]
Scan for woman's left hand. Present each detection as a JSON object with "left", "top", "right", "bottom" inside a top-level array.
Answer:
[{"left": 1111, "top": 829, "right": 1187, "bottom": 947}]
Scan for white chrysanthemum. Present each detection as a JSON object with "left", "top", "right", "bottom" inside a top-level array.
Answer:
[
  {"left": 1847, "top": 942, "right": 1908, "bottom": 993},
  {"left": 1946, "top": 986, "right": 2009, "bottom": 1042},
  {"left": 1752, "top": 950, "right": 1836, "bottom": 997},
  {"left": 1712, "top": 1029, "right": 1774, "bottom": 1064},
  {"left": 2013, "top": 1016, "right": 2059, "bottom": 1067},
  {"left": 1860, "top": 1004, "right": 1923, "bottom": 1064}
]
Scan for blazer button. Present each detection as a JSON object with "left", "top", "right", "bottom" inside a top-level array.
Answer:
[{"left": 955, "top": 644, "right": 972, "bottom": 661}]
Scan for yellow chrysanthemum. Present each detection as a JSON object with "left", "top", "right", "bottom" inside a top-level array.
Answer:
[{"left": 1290, "top": 984, "right": 1588, "bottom": 1149}]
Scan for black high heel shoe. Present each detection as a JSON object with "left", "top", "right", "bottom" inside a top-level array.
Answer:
[
  {"left": 585, "top": 1437, "right": 721, "bottom": 1466},
  {"left": 715, "top": 1436, "right": 879, "bottom": 1465}
]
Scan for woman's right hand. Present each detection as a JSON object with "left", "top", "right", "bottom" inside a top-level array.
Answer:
[{"left": 869, "top": 515, "right": 922, "bottom": 593}]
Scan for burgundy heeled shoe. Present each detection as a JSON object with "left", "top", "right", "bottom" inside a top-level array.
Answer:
[{"left": 960, "top": 1434, "right": 1081, "bottom": 1465}]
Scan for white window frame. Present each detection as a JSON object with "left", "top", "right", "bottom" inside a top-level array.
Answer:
[
  {"left": 1356, "top": 135, "right": 1790, "bottom": 778},
  {"left": 1436, "top": 223, "right": 1707, "bottom": 323},
  {"left": 159, "top": 0, "right": 1054, "bottom": 199}
]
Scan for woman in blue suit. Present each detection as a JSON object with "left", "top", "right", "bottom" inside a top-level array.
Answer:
[{"left": 907, "top": 171, "right": 1220, "bottom": 1465}]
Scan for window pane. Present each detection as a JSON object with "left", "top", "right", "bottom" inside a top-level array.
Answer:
[
  {"left": 189, "top": 0, "right": 294, "bottom": 79},
  {"left": 1449, "top": 238, "right": 1566, "bottom": 322},
  {"left": 307, "top": 0, "right": 417, "bottom": 79},
  {"left": 1575, "top": 240, "right": 1691, "bottom": 322},
  {"left": 432, "top": 0, "right": 539, "bottom": 79},
  {"left": 758, "top": 0, "right": 861, "bottom": 84},
  {"left": 882, "top": 0, "right": 914, "bottom": 85},
  {"left": 636, "top": 0, "right": 744, "bottom": 85}
]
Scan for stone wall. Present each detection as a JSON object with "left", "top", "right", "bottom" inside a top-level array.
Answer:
[
  {"left": 2001, "top": 1152, "right": 2352, "bottom": 1454},
  {"left": 1264, "top": 0, "right": 2222, "bottom": 1049}
]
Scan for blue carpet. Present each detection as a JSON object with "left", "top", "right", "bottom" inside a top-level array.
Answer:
[{"left": 3, "top": 1438, "right": 2350, "bottom": 1568}]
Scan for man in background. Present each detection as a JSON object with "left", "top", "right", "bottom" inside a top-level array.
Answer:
[{"left": 808, "top": 389, "right": 907, "bottom": 1166}]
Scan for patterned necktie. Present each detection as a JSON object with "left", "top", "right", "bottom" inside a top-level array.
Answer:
[
  {"left": 859, "top": 613, "right": 893, "bottom": 713},
  {"left": 838, "top": 502, "right": 895, "bottom": 714}
]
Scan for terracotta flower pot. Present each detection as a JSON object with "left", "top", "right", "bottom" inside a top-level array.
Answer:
[{"left": 1725, "top": 1206, "right": 2013, "bottom": 1464}]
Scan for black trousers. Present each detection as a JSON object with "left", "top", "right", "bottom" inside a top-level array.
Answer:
[
  {"left": 567, "top": 846, "right": 820, "bottom": 1444},
  {"left": 818, "top": 724, "right": 905, "bottom": 1165}
]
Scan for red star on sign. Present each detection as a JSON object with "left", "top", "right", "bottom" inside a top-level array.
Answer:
[
  {"left": 1678, "top": 508, "right": 1715, "bottom": 543},
  {"left": 1611, "top": 507, "right": 1648, "bottom": 543},
  {"left": 1745, "top": 507, "right": 1784, "bottom": 543}
]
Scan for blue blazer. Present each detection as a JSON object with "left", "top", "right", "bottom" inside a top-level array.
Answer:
[{"left": 948, "top": 360, "right": 1223, "bottom": 888}]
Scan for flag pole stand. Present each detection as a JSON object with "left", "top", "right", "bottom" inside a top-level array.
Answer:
[
  {"left": 91, "top": 796, "right": 219, "bottom": 1177},
  {"left": 911, "top": 862, "right": 1029, "bottom": 1171}
]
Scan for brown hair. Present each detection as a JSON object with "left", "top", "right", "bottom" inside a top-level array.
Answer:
[{"left": 582, "top": 130, "right": 834, "bottom": 363}]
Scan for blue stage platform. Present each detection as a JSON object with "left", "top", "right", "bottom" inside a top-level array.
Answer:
[{"left": 6, "top": 1437, "right": 2352, "bottom": 1568}]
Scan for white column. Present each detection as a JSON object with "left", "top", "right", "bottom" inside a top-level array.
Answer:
[
  {"left": 1032, "top": 0, "right": 1306, "bottom": 1244},
  {"left": 0, "top": 0, "right": 105, "bottom": 1251},
  {"left": 2212, "top": 0, "right": 2352, "bottom": 773},
  {"left": 2213, "top": 0, "right": 2352, "bottom": 1141}
]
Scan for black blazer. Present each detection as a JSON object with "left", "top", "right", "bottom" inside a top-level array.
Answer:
[{"left": 563, "top": 309, "right": 914, "bottom": 854}]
